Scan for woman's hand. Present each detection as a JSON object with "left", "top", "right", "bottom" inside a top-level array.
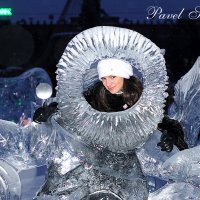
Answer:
[
  {"left": 157, "top": 130, "right": 175, "bottom": 152},
  {"left": 33, "top": 102, "right": 58, "bottom": 123}
]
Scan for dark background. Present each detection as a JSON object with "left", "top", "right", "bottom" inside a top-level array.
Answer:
[{"left": 0, "top": 0, "right": 200, "bottom": 89}]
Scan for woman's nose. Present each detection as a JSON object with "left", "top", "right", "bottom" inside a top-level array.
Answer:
[{"left": 106, "top": 79, "right": 113, "bottom": 87}]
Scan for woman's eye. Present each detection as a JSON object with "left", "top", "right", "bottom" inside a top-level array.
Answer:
[{"left": 111, "top": 76, "right": 116, "bottom": 79}]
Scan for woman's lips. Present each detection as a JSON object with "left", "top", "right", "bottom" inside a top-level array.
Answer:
[{"left": 108, "top": 87, "right": 115, "bottom": 91}]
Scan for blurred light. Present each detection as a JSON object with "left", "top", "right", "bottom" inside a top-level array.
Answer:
[
  {"left": 0, "top": 8, "right": 12, "bottom": 16},
  {"left": 36, "top": 83, "right": 52, "bottom": 100}
]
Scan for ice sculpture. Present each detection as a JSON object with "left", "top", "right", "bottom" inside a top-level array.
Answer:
[
  {"left": 0, "top": 159, "right": 21, "bottom": 199},
  {"left": 0, "top": 26, "right": 200, "bottom": 199},
  {"left": 169, "top": 57, "right": 200, "bottom": 147},
  {"left": 38, "top": 25, "right": 169, "bottom": 199},
  {"left": 0, "top": 67, "right": 52, "bottom": 123},
  {"left": 56, "top": 26, "right": 168, "bottom": 152},
  {"left": 148, "top": 145, "right": 200, "bottom": 200}
]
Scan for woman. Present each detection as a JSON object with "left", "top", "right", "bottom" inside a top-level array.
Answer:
[{"left": 84, "top": 58, "right": 143, "bottom": 112}]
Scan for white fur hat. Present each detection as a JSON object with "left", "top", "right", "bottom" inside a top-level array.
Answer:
[{"left": 97, "top": 58, "right": 133, "bottom": 80}]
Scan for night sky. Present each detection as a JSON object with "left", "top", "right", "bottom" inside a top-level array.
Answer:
[{"left": 1, "top": 0, "right": 200, "bottom": 23}]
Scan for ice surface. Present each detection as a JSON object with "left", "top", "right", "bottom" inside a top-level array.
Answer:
[{"left": 0, "top": 67, "right": 52, "bottom": 123}]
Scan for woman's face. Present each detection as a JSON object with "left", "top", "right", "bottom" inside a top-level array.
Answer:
[{"left": 101, "top": 76, "right": 124, "bottom": 94}]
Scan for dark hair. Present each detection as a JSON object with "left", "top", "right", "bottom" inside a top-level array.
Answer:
[{"left": 83, "top": 76, "right": 143, "bottom": 112}]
